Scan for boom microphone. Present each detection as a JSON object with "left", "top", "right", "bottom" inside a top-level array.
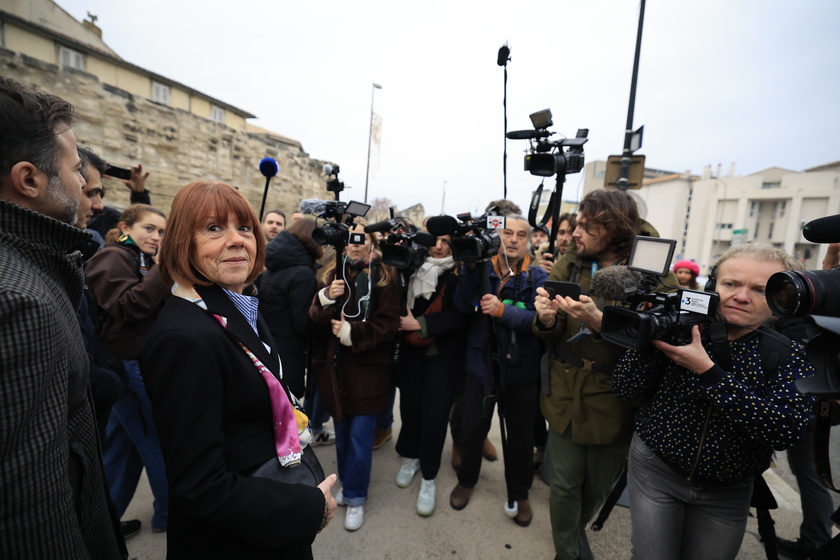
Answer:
[
  {"left": 506, "top": 129, "right": 550, "bottom": 140},
  {"left": 802, "top": 214, "right": 840, "bottom": 243},
  {"left": 364, "top": 220, "right": 394, "bottom": 234},
  {"left": 590, "top": 266, "right": 643, "bottom": 301},
  {"left": 259, "top": 157, "right": 279, "bottom": 178},
  {"left": 497, "top": 42, "right": 510, "bottom": 67},
  {"left": 426, "top": 215, "right": 459, "bottom": 236},
  {"left": 299, "top": 199, "right": 329, "bottom": 215}
]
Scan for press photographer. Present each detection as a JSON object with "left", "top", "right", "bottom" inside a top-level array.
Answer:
[
  {"left": 447, "top": 212, "right": 548, "bottom": 528},
  {"left": 611, "top": 243, "right": 815, "bottom": 560},
  {"left": 532, "top": 188, "right": 675, "bottom": 560}
]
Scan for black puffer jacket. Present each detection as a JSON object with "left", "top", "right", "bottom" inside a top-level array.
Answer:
[{"left": 258, "top": 231, "right": 318, "bottom": 398}]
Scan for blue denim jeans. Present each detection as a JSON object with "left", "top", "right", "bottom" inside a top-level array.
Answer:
[
  {"left": 627, "top": 433, "right": 753, "bottom": 560},
  {"left": 103, "top": 360, "right": 169, "bottom": 529},
  {"left": 334, "top": 413, "right": 376, "bottom": 507},
  {"left": 303, "top": 386, "right": 330, "bottom": 433}
]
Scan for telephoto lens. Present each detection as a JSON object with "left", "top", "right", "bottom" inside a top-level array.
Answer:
[{"left": 766, "top": 268, "right": 840, "bottom": 318}]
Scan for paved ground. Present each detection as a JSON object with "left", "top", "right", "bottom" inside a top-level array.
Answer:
[{"left": 122, "top": 405, "right": 839, "bottom": 560}]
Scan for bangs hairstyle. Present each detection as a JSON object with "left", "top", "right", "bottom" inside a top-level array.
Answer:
[
  {"left": 577, "top": 190, "right": 641, "bottom": 257},
  {"left": 159, "top": 180, "right": 266, "bottom": 287}
]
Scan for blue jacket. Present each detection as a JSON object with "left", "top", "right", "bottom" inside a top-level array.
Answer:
[{"left": 455, "top": 258, "right": 547, "bottom": 391}]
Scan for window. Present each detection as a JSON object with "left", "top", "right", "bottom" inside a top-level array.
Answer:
[
  {"left": 772, "top": 201, "right": 778, "bottom": 218},
  {"left": 59, "top": 46, "right": 85, "bottom": 70},
  {"left": 754, "top": 224, "right": 760, "bottom": 239},
  {"left": 749, "top": 201, "right": 755, "bottom": 217},
  {"left": 152, "top": 82, "right": 170, "bottom": 105},
  {"left": 768, "top": 222, "right": 774, "bottom": 238},
  {"left": 781, "top": 201, "right": 787, "bottom": 217},
  {"left": 210, "top": 105, "right": 225, "bottom": 124},
  {"left": 761, "top": 182, "right": 781, "bottom": 189}
]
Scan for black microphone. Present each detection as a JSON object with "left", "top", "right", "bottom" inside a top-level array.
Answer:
[
  {"left": 259, "top": 157, "right": 279, "bottom": 178},
  {"left": 426, "top": 215, "right": 459, "bottom": 236},
  {"left": 590, "top": 266, "right": 643, "bottom": 300},
  {"left": 497, "top": 43, "right": 510, "bottom": 67},
  {"left": 802, "top": 214, "right": 840, "bottom": 243},
  {"left": 364, "top": 220, "right": 393, "bottom": 234},
  {"left": 506, "top": 129, "right": 550, "bottom": 140}
]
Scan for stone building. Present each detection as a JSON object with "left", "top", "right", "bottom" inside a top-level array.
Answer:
[{"left": 0, "top": 0, "right": 334, "bottom": 216}]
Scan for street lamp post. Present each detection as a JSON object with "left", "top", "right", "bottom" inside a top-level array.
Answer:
[{"left": 364, "top": 82, "right": 383, "bottom": 203}]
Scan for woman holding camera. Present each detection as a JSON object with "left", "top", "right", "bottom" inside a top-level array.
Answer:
[
  {"left": 394, "top": 234, "right": 467, "bottom": 516},
  {"left": 308, "top": 220, "right": 400, "bottom": 531},
  {"left": 612, "top": 243, "right": 815, "bottom": 560}
]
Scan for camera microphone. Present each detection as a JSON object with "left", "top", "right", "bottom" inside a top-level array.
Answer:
[
  {"left": 364, "top": 220, "right": 393, "bottom": 234},
  {"left": 497, "top": 42, "right": 510, "bottom": 67},
  {"left": 426, "top": 215, "right": 459, "bottom": 236},
  {"left": 590, "top": 266, "right": 643, "bottom": 301},
  {"left": 259, "top": 157, "right": 279, "bottom": 178},
  {"left": 299, "top": 198, "right": 329, "bottom": 215},
  {"left": 802, "top": 214, "right": 840, "bottom": 243},
  {"left": 506, "top": 129, "right": 550, "bottom": 140}
]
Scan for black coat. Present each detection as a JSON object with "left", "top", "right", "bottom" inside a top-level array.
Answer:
[
  {"left": 140, "top": 284, "right": 325, "bottom": 560},
  {"left": 258, "top": 231, "right": 319, "bottom": 398}
]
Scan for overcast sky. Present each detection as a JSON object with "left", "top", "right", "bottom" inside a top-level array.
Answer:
[{"left": 59, "top": 0, "right": 840, "bottom": 217}]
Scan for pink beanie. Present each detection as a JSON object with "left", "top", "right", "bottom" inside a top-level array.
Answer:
[{"left": 673, "top": 260, "right": 700, "bottom": 276}]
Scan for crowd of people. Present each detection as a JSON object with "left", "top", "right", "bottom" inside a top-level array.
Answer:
[{"left": 0, "top": 76, "right": 834, "bottom": 560}]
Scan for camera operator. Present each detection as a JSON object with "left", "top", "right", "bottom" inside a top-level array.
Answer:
[
  {"left": 448, "top": 214, "right": 548, "bottom": 527},
  {"left": 394, "top": 234, "right": 468, "bottom": 516},
  {"left": 612, "top": 243, "right": 815, "bottom": 560},
  {"left": 533, "top": 189, "right": 674, "bottom": 560}
]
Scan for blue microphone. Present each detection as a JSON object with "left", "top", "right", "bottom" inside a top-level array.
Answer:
[{"left": 258, "top": 157, "right": 280, "bottom": 221}]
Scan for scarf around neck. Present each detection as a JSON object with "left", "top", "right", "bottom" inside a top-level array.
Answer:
[{"left": 407, "top": 256, "right": 456, "bottom": 308}]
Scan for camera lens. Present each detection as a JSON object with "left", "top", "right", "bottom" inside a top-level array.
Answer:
[{"left": 766, "top": 269, "right": 840, "bottom": 318}]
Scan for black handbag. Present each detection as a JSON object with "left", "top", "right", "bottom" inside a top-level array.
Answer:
[{"left": 249, "top": 445, "right": 326, "bottom": 487}]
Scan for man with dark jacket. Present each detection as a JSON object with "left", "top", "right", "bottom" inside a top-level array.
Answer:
[
  {"left": 449, "top": 214, "right": 548, "bottom": 527},
  {"left": 0, "top": 77, "right": 121, "bottom": 559}
]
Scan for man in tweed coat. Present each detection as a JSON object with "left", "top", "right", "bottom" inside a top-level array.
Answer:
[{"left": 0, "top": 78, "right": 121, "bottom": 559}]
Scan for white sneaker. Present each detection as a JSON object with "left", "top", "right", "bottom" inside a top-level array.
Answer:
[
  {"left": 344, "top": 505, "right": 364, "bottom": 531},
  {"left": 334, "top": 485, "right": 345, "bottom": 506},
  {"left": 416, "top": 478, "right": 436, "bottom": 516},
  {"left": 396, "top": 458, "right": 420, "bottom": 488},
  {"left": 311, "top": 429, "right": 336, "bottom": 446}
]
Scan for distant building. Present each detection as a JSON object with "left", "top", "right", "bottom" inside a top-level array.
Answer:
[
  {"left": 583, "top": 160, "right": 840, "bottom": 273},
  {"left": 0, "top": 0, "right": 330, "bottom": 214}
]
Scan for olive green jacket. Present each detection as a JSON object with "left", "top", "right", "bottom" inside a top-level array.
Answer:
[{"left": 534, "top": 228, "right": 678, "bottom": 445}]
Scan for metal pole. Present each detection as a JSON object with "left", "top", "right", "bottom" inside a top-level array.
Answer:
[
  {"left": 364, "top": 82, "right": 382, "bottom": 203},
  {"left": 618, "top": 0, "right": 646, "bottom": 191}
]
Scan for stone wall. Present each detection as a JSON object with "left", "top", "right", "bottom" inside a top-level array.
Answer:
[{"left": 1, "top": 47, "right": 329, "bottom": 216}]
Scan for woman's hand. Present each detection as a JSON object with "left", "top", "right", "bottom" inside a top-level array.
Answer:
[
  {"left": 317, "top": 473, "right": 338, "bottom": 533},
  {"left": 330, "top": 313, "right": 346, "bottom": 337},
  {"left": 327, "top": 279, "right": 345, "bottom": 300},
  {"left": 400, "top": 306, "right": 421, "bottom": 331},
  {"left": 651, "top": 325, "right": 715, "bottom": 374}
]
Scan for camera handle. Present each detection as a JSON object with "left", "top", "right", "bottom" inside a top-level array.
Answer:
[{"left": 528, "top": 170, "right": 569, "bottom": 257}]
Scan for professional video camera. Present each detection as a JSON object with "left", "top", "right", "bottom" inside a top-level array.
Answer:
[
  {"left": 599, "top": 236, "right": 719, "bottom": 350},
  {"left": 425, "top": 210, "right": 505, "bottom": 263},
  {"left": 364, "top": 216, "right": 436, "bottom": 272},
  {"left": 302, "top": 163, "right": 371, "bottom": 249},
  {"left": 507, "top": 109, "right": 589, "bottom": 178},
  {"left": 764, "top": 213, "right": 840, "bottom": 398}
]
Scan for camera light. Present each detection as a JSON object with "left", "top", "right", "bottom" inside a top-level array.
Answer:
[{"left": 627, "top": 236, "right": 676, "bottom": 277}]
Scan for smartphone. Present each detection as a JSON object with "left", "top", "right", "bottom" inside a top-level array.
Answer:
[
  {"left": 105, "top": 164, "right": 132, "bottom": 180},
  {"left": 543, "top": 280, "right": 581, "bottom": 301}
]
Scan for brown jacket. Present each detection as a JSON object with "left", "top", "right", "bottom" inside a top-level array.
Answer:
[
  {"left": 308, "top": 260, "right": 400, "bottom": 420},
  {"left": 85, "top": 242, "right": 169, "bottom": 359}
]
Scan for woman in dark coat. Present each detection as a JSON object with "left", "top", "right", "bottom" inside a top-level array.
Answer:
[
  {"left": 139, "top": 181, "right": 336, "bottom": 560},
  {"left": 308, "top": 221, "right": 400, "bottom": 531},
  {"left": 259, "top": 219, "right": 323, "bottom": 398}
]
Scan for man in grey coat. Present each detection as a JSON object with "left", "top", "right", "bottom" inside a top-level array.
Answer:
[{"left": 0, "top": 77, "right": 121, "bottom": 559}]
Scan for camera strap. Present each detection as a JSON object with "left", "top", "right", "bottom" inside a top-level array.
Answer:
[{"left": 814, "top": 399, "right": 840, "bottom": 493}]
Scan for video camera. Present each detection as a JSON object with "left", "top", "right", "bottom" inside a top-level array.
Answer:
[
  {"left": 364, "top": 216, "right": 436, "bottom": 272},
  {"left": 765, "top": 213, "right": 840, "bottom": 398},
  {"left": 425, "top": 210, "right": 505, "bottom": 263},
  {"left": 507, "top": 109, "right": 589, "bottom": 178},
  {"left": 305, "top": 163, "right": 371, "bottom": 249},
  {"left": 600, "top": 236, "right": 719, "bottom": 350}
]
